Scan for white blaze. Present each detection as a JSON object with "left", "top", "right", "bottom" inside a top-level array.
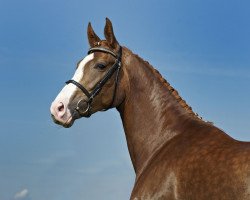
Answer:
[
  {"left": 73, "top": 53, "right": 94, "bottom": 83},
  {"left": 53, "top": 53, "right": 94, "bottom": 107}
]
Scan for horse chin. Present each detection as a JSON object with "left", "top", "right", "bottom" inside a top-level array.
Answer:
[
  {"left": 62, "top": 120, "right": 74, "bottom": 128},
  {"left": 51, "top": 114, "right": 75, "bottom": 128}
]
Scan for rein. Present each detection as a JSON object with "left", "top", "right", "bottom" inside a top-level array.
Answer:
[{"left": 65, "top": 46, "right": 122, "bottom": 117}]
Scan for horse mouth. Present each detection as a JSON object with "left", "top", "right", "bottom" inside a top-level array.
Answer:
[{"left": 51, "top": 114, "right": 74, "bottom": 128}]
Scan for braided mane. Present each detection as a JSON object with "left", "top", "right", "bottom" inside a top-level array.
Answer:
[{"left": 127, "top": 48, "right": 202, "bottom": 119}]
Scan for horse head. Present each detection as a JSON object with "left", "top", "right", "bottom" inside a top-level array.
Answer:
[{"left": 50, "top": 18, "right": 126, "bottom": 127}]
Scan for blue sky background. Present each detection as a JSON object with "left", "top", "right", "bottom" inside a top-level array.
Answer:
[{"left": 0, "top": 0, "right": 250, "bottom": 199}]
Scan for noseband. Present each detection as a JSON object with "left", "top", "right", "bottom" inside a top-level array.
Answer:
[{"left": 65, "top": 46, "right": 122, "bottom": 117}]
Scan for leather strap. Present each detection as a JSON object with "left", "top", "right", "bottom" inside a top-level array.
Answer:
[
  {"left": 88, "top": 47, "right": 118, "bottom": 58},
  {"left": 65, "top": 80, "right": 91, "bottom": 98}
]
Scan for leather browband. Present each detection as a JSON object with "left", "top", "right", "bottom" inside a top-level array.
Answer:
[{"left": 88, "top": 47, "right": 118, "bottom": 58}]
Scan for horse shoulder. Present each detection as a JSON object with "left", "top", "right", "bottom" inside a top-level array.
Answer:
[{"left": 131, "top": 125, "right": 250, "bottom": 200}]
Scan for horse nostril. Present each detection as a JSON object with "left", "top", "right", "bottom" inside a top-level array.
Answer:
[
  {"left": 50, "top": 101, "right": 67, "bottom": 119},
  {"left": 58, "top": 102, "right": 65, "bottom": 112}
]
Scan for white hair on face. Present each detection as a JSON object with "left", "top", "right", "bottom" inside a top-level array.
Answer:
[
  {"left": 73, "top": 53, "right": 94, "bottom": 82},
  {"left": 53, "top": 53, "right": 94, "bottom": 105}
]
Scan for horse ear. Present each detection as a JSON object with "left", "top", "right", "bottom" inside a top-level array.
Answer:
[
  {"left": 87, "top": 22, "right": 101, "bottom": 47},
  {"left": 104, "top": 18, "right": 119, "bottom": 49}
]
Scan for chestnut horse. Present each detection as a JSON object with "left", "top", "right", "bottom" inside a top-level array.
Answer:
[{"left": 50, "top": 18, "right": 250, "bottom": 200}]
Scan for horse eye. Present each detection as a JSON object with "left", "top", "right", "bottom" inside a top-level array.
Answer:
[{"left": 96, "top": 63, "right": 106, "bottom": 70}]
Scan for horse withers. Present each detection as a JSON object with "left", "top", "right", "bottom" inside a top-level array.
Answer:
[{"left": 50, "top": 18, "right": 250, "bottom": 200}]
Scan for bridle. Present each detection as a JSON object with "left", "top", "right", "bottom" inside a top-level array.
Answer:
[{"left": 65, "top": 46, "right": 122, "bottom": 117}]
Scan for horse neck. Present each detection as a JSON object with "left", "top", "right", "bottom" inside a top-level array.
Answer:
[{"left": 117, "top": 48, "right": 198, "bottom": 176}]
